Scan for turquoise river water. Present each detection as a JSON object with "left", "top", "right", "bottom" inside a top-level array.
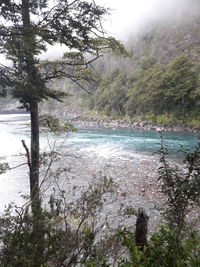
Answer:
[
  {"left": 0, "top": 113, "right": 199, "bottom": 158},
  {"left": 0, "top": 114, "right": 199, "bottom": 211}
]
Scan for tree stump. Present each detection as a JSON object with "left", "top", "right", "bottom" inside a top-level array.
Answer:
[{"left": 135, "top": 208, "right": 149, "bottom": 250}]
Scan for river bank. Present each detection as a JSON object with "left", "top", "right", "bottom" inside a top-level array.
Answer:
[
  {"left": 43, "top": 143, "right": 199, "bottom": 233},
  {"left": 41, "top": 146, "right": 164, "bottom": 234},
  {"left": 1, "top": 106, "right": 199, "bottom": 133},
  {"left": 69, "top": 116, "right": 200, "bottom": 133},
  {"left": 0, "top": 113, "right": 199, "bottom": 233}
]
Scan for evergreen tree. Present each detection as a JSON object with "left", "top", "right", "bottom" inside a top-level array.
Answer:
[
  {"left": 0, "top": 0, "right": 126, "bottom": 203},
  {"left": 0, "top": 2, "right": 128, "bottom": 265},
  {"left": 126, "top": 63, "right": 165, "bottom": 116},
  {"left": 162, "top": 55, "right": 198, "bottom": 119}
]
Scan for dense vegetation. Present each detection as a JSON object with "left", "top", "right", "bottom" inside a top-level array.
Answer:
[
  {"left": 1, "top": 1, "right": 200, "bottom": 128},
  {"left": 80, "top": 2, "right": 200, "bottom": 127},
  {"left": 88, "top": 55, "right": 200, "bottom": 126}
]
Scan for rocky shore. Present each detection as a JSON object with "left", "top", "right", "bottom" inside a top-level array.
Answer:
[
  {"left": 70, "top": 116, "right": 200, "bottom": 133},
  {"left": 50, "top": 147, "right": 164, "bottom": 233}
]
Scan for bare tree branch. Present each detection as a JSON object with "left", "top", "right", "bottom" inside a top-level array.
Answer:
[
  {"left": 92, "top": 0, "right": 105, "bottom": 37},
  {"left": 21, "top": 140, "right": 32, "bottom": 171},
  {"left": 10, "top": 162, "right": 27, "bottom": 170}
]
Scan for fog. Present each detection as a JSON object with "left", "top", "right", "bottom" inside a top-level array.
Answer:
[
  {"left": 98, "top": 0, "right": 195, "bottom": 39},
  {"left": 0, "top": 0, "right": 197, "bottom": 63},
  {"left": 38, "top": 0, "right": 198, "bottom": 60},
  {"left": 39, "top": 0, "right": 197, "bottom": 60}
]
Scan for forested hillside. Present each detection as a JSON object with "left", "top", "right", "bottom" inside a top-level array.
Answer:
[
  {"left": 1, "top": 0, "right": 200, "bottom": 127},
  {"left": 84, "top": 1, "right": 200, "bottom": 126}
]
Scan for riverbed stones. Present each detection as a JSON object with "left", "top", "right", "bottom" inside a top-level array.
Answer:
[{"left": 70, "top": 117, "right": 199, "bottom": 133}]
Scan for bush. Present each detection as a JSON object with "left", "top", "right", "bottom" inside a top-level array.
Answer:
[
  {"left": 118, "top": 226, "right": 200, "bottom": 267},
  {"left": 0, "top": 177, "right": 118, "bottom": 267},
  {"left": 145, "top": 113, "right": 179, "bottom": 125}
]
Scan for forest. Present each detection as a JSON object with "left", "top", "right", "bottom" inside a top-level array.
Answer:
[
  {"left": 0, "top": 0, "right": 200, "bottom": 266},
  {"left": 83, "top": 3, "right": 200, "bottom": 127}
]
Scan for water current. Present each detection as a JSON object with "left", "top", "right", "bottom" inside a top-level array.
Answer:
[{"left": 0, "top": 114, "right": 199, "bottom": 213}]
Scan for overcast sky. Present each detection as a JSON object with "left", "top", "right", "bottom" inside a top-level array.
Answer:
[
  {"left": 97, "top": 0, "right": 190, "bottom": 39},
  {"left": 97, "top": 0, "right": 160, "bottom": 38},
  {"left": 0, "top": 0, "right": 190, "bottom": 63},
  {"left": 41, "top": 0, "right": 189, "bottom": 60}
]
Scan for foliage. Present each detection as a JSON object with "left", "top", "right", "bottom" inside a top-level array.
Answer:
[
  {"left": 161, "top": 56, "right": 198, "bottom": 119},
  {"left": 39, "top": 114, "right": 77, "bottom": 133},
  {"left": 87, "top": 55, "right": 200, "bottom": 126},
  {"left": 71, "top": 1, "right": 200, "bottom": 126},
  {"left": 126, "top": 56, "right": 199, "bottom": 120},
  {"left": 126, "top": 63, "right": 166, "bottom": 116},
  {"left": 118, "top": 226, "right": 200, "bottom": 267},
  {"left": 0, "top": 161, "right": 10, "bottom": 175},
  {"left": 145, "top": 113, "right": 180, "bottom": 125},
  {"left": 0, "top": 0, "right": 127, "bottom": 107},
  {"left": 85, "top": 256, "right": 109, "bottom": 267},
  {"left": 140, "top": 56, "right": 156, "bottom": 71},
  {"left": 158, "top": 136, "right": 200, "bottom": 232},
  {"left": 90, "top": 37, "right": 129, "bottom": 58},
  {"left": 0, "top": 177, "right": 118, "bottom": 267},
  {"left": 91, "top": 72, "right": 128, "bottom": 117}
]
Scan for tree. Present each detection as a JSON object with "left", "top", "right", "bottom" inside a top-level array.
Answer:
[
  {"left": 0, "top": 0, "right": 127, "bottom": 205},
  {"left": 126, "top": 63, "right": 166, "bottom": 117},
  {"left": 0, "top": 2, "right": 128, "bottom": 265},
  {"left": 91, "top": 72, "right": 128, "bottom": 117},
  {"left": 162, "top": 55, "right": 198, "bottom": 119},
  {"left": 125, "top": 56, "right": 199, "bottom": 122}
]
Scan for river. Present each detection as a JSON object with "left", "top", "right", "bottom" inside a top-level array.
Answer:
[
  {"left": 0, "top": 114, "right": 198, "bottom": 158},
  {"left": 0, "top": 114, "right": 199, "bottom": 230}
]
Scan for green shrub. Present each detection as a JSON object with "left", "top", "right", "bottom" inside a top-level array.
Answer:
[
  {"left": 145, "top": 113, "right": 180, "bottom": 125},
  {"left": 118, "top": 226, "right": 200, "bottom": 267},
  {"left": 0, "top": 177, "right": 118, "bottom": 267},
  {"left": 185, "top": 117, "right": 200, "bottom": 127}
]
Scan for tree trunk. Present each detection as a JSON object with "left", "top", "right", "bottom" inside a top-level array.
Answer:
[
  {"left": 22, "top": 0, "right": 40, "bottom": 202},
  {"left": 21, "top": 2, "right": 44, "bottom": 265},
  {"left": 30, "top": 101, "right": 40, "bottom": 202}
]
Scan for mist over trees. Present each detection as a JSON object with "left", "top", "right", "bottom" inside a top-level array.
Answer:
[
  {"left": 73, "top": 2, "right": 200, "bottom": 126},
  {"left": 1, "top": 0, "right": 200, "bottom": 127}
]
